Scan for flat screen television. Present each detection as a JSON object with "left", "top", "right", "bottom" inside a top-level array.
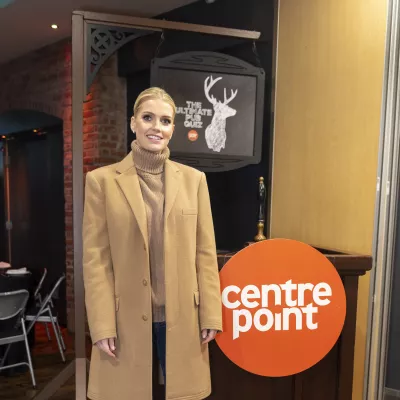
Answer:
[{"left": 151, "top": 51, "right": 265, "bottom": 172}]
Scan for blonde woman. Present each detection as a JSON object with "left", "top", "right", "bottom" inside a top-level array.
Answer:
[{"left": 83, "top": 87, "right": 223, "bottom": 400}]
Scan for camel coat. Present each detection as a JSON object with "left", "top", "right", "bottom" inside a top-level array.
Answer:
[{"left": 83, "top": 151, "right": 223, "bottom": 400}]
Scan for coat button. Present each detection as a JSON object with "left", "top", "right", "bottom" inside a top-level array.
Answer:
[
  {"left": 142, "top": 314, "right": 148, "bottom": 321},
  {"left": 143, "top": 279, "right": 148, "bottom": 286}
]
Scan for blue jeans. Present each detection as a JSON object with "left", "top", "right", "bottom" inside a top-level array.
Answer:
[{"left": 152, "top": 321, "right": 166, "bottom": 382}]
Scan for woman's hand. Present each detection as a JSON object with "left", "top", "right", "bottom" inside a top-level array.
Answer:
[
  {"left": 95, "top": 337, "right": 116, "bottom": 358},
  {"left": 201, "top": 329, "right": 217, "bottom": 344}
]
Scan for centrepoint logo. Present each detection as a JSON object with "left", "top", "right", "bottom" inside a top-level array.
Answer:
[
  {"left": 222, "top": 280, "right": 332, "bottom": 339},
  {"left": 216, "top": 239, "right": 346, "bottom": 377}
]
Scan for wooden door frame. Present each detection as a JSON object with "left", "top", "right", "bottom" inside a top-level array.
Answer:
[
  {"left": 364, "top": 0, "right": 400, "bottom": 399},
  {"left": 69, "top": 10, "right": 260, "bottom": 400}
]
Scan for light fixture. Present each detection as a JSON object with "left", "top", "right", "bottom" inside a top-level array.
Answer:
[
  {"left": 33, "top": 129, "right": 38, "bottom": 133},
  {"left": 51, "top": 24, "right": 58, "bottom": 29}
]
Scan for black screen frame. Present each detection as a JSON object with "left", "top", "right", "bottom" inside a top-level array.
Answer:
[{"left": 150, "top": 51, "right": 265, "bottom": 172}]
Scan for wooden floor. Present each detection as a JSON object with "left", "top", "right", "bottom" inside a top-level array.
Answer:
[
  {"left": 0, "top": 325, "right": 165, "bottom": 400},
  {"left": 0, "top": 324, "right": 90, "bottom": 400},
  {"left": 3, "top": 325, "right": 396, "bottom": 400}
]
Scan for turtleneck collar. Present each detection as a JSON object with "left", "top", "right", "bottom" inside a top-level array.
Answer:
[{"left": 131, "top": 140, "right": 170, "bottom": 174}]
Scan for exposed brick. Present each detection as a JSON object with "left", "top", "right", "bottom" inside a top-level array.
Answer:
[
  {"left": 83, "top": 110, "right": 95, "bottom": 119},
  {"left": 83, "top": 132, "right": 99, "bottom": 141},
  {"left": 0, "top": 40, "right": 127, "bottom": 332},
  {"left": 84, "top": 116, "right": 100, "bottom": 125},
  {"left": 83, "top": 124, "right": 95, "bottom": 134}
]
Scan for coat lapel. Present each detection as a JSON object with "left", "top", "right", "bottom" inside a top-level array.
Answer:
[
  {"left": 164, "top": 160, "right": 181, "bottom": 328},
  {"left": 164, "top": 160, "right": 181, "bottom": 221},
  {"left": 115, "top": 153, "right": 148, "bottom": 247}
]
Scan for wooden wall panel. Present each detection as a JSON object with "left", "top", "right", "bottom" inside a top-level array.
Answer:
[{"left": 272, "top": 0, "right": 387, "bottom": 398}]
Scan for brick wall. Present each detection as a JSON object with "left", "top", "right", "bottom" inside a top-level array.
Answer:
[{"left": 0, "top": 39, "right": 127, "bottom": 331}]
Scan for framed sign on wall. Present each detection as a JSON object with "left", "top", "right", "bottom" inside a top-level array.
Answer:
[{"left": 151, "top": 51, "right": 265, "bottom": 172}]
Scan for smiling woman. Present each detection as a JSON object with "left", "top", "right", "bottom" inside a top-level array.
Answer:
[
  {"left": 130, "top": 87, "right": 176, "bottom": 153},
  {"left": 83, "top": 86, "right": 223, "bottom": 400}
]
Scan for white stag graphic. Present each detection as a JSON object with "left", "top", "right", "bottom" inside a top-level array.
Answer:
[{"left": 204, "top": 76, "right": 238, "bottom": 152}]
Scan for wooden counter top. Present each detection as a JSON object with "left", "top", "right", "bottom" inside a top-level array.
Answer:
[{"left": 217, "top": 246, "right": 372, "bottom": 277}]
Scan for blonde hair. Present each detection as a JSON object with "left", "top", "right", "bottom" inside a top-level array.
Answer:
[{"left": 133, "top": 87, "right": 176, "bottom": 119}]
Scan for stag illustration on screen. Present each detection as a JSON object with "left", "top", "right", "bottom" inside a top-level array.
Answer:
[{"left": 204, "top": 76, "right": 238, "bottom": 152}]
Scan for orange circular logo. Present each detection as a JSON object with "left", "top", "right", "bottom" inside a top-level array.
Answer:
[
  {"left": 216, "top": 239, "right": 346, "bottom": 377},
  {"left": 188, "top": 130, "right": 198, "bottom": 141}
]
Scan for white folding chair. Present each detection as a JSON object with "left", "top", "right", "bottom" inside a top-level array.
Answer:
[
  {"left": 33, "top": 268, "right": 47, "bottom": 302},
  {"left": 33, "top": 267, "right": 52, "bottom": 341},
  {"left": 0, "top": 289, "right": 36, "bottom": 388},
  {"left": 26, "top": 274, "right": 66, "bottom": 363}
]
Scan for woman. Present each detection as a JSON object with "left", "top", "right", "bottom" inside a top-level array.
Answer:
[{"left": 83, "top": 87, "right": 223, "bottom": 400}]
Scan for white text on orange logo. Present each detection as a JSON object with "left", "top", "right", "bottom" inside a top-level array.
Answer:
[{"left": 221, "top": 280, "right": 332, "bottom": 339}]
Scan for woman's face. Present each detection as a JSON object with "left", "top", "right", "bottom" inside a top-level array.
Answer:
[{"left": 131, "top": 98, "right": 175, "bottom": 153}]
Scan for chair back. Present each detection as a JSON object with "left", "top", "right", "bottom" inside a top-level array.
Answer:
[
  {"left": 0, "top": 290, "right": 29, "bottom": 321},
  {"left": 27, "top": 274, "right": 65, "bottom": 333},
  {"left": 33, "top": 268, "right": 47, "bottom": 299},
  {"left": 43, "top": 274, "right": 65, "bottom": 305}
]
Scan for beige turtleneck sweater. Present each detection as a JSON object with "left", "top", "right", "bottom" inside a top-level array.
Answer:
[{"left": 131, "top": 140, "right": 169, "bottom": 323}]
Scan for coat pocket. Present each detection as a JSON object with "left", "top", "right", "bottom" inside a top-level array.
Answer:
[
  {"left": 194, "top": 290, "right": 200, "bottom": 306},
  {"left": 182, "top": 208, "right": 198, "bottom": 216},
  {"left": 115, "top": 296, "right": 120, "bottom": 312}
]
